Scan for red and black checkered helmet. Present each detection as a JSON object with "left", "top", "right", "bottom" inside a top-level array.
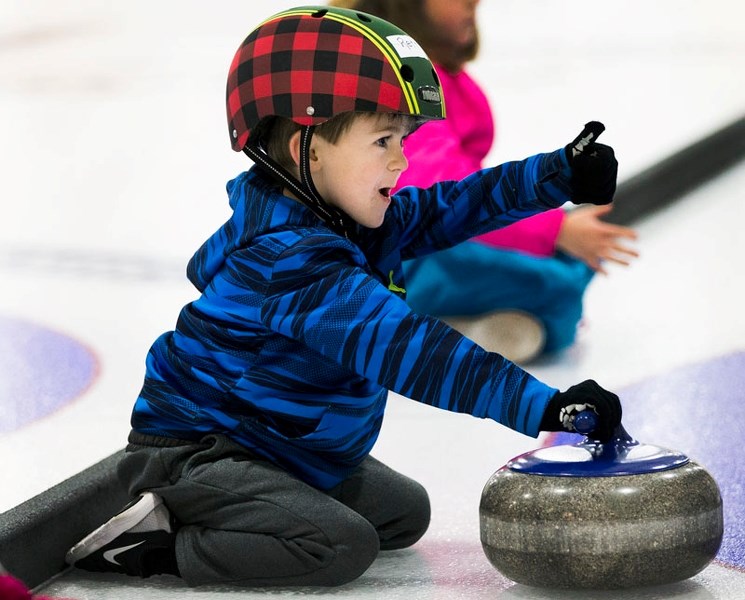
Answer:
[{"left": 227, "top": 5, "right": 446, "bottom": 152}]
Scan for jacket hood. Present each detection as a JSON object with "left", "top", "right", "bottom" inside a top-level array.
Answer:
[{"left": 186, "top": 167, "right": 320, "bottom": 292}]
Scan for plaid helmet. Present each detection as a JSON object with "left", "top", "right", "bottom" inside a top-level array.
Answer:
[{"left": 227, "top": 5, "right": 446, "bottom": 151}]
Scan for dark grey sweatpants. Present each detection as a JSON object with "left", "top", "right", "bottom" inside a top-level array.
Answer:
[{"left": 117, "top": 434, "right": 430, "bottom": 587}]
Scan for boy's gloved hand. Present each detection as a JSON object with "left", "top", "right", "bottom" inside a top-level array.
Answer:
[
  {"left": 540, "top": 379, "right": 622, "bottom": 442},
  {"left": 565, "top": 121, "right": 618, "bottom": 205}
]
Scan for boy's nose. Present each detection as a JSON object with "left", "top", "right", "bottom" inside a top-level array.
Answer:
[{"left": 390, "top": 147, "right": 408, "bottom": 172}]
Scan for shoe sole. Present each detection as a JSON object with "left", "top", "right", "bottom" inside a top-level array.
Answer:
[
  {"left": 65, "top": 492, "right": 162, "bottom": 565},
  {"left": 445, "top": 310, "right": 546, "bottom": 364}
]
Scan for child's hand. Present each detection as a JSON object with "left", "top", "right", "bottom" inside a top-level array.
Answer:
[
  {"left": 540, "top": 380, "right": 622, "bottom": 443},
  {"left": 565, "top": 121, "right": 618, "bottom": 205},
  {"left": 556, "top": 205, "right": 639, "bottom": 274}
]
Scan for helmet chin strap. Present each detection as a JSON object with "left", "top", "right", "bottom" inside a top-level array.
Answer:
[{"left": 243, "top": 125, "right": 354, "bottom": 240}]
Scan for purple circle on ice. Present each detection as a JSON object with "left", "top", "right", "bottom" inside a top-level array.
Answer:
[
  {"left": 547, "top": 351, "right": 745, "bottom": 571},
  {"left": 0, "top": 315, "right": 99, "bottom": 432}
]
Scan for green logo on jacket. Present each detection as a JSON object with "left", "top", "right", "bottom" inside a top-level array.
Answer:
[{"left": 387, "top": 270, "right": 406, "bottom": 294}]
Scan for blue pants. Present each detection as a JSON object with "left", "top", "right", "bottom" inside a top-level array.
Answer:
[{"left": 402, "top": 242, "right": 595, "bottom": 354}]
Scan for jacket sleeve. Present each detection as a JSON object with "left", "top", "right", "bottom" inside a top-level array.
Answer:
[
  {"left": 259, "top": 235, "right": 557, "bottom": 437},
  {"left": 472, "top": 208, "right": 566, "bottom": 257},
  {"left": 397, "top": 112, "right": 565, "bottom": 258},
  {"left": 395, "top": 148, "right": 572, "bottom": 260}
]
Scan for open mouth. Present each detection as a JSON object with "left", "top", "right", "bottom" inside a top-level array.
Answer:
[{"left": 379, "top": 187, "right": 392, "bottom": 198}]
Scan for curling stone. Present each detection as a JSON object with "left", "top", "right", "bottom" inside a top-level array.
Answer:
[{"left": 479, "top": 412, "right": 723, "bottom": 589}]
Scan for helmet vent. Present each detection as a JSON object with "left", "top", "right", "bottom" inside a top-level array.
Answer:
[
  {"left": 356, "top": 13, "right": 372, "bottom": 22},
  {"left": 400, "top": 65, "right": 415, "bottom": 83},
  {"left": 311, "top": 9, "right": 327, "bottom": 18}
]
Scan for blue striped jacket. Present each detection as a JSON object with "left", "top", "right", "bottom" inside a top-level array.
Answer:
[{"left": 131, "top": 148, "right": 571, "bottom": 489}]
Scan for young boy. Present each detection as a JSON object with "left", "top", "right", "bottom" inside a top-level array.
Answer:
[{"left": 65, "top": 6, "right": 622, "bottom": 587}]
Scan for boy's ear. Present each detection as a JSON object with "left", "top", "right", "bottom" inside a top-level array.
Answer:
[
  {"left": 288, "top": 130, "right": 320, "bottom": 170},
  {"left": 288, "top": 130, "right": 302, "bottom": 167}
]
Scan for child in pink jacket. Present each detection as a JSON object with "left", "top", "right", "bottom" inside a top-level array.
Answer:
[{"left": 330, "top": 0, "right": 638, "bottom": 362}]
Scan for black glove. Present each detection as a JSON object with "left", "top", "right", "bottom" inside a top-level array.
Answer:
[
  {"left": 565, "top": 121, "right": 618, "bottom": 205},
  {"left": 540, "top": 379, "right": 622, "bottom": 442}
]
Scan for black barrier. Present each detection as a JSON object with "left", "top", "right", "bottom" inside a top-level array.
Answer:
[
  {"left": 0, "top": 450, "right": 129, "bottom": 590},
  {"left": 606, "top": 114, "right": 745, "bottom": 225}
]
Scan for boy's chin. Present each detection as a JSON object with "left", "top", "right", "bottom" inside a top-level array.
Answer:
[
  {"left": 357, "top": 216, "right": 386, "bottom": 229},
  {"left": 358, "top": 222, "right": 383, "bottom": 230}
]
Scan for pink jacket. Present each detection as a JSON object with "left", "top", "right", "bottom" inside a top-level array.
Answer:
[{"left": 395, "top": 65, "right": 564, "bottom": 257}]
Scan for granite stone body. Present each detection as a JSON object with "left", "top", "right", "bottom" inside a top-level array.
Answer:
[{"left": 480, "top": 462, "right": 723, "bottom": 589}]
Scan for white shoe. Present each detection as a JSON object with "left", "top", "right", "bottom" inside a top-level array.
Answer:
[
  {"left": 444, "top": 310, "right": 546, "bottom": 364},
  {"left": 65, "top": 492, "right": 175, "bottom": 577}
]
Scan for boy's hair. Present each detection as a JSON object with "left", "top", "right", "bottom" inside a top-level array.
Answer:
[
  {"left": 261, "top": 112, "right": 420, "bottom": 171},
  {"left": 328, "top": 0, "right": 479, "bottom": 71}
]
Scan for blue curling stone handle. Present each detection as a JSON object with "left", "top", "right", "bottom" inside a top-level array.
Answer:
[
  {"left": 507, "top": 416, "right": 690, "bottom": 477},
  {"left": 573, "top": 410, "right": 598, "bottom": 435}
]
